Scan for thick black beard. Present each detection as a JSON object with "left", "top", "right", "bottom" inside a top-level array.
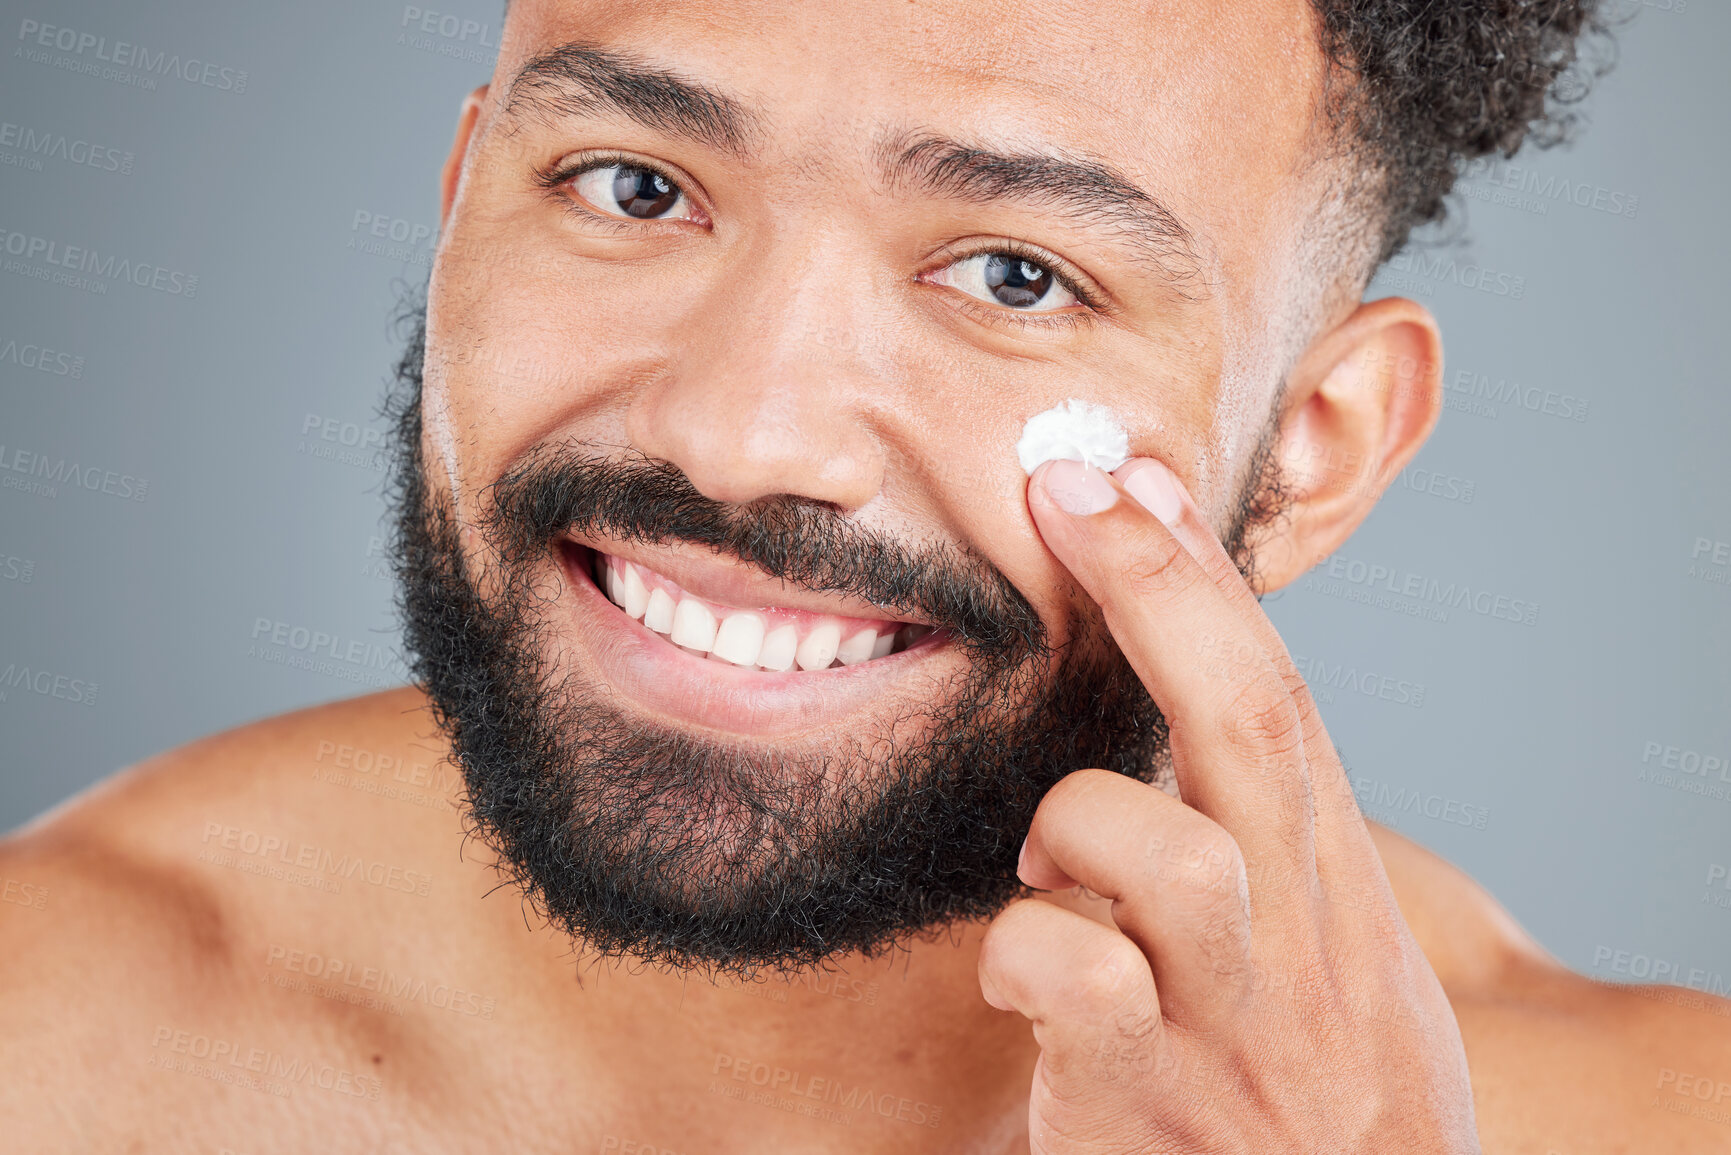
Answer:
[{"left": 384, "top": 304, "right": 1282, "bottom": 981}]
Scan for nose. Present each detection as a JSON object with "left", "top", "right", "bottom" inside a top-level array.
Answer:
[{"left": 624, "top": 236, "right": 888, "bottom": 512}]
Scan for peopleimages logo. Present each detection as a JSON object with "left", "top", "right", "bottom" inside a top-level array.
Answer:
[
  {"left": 346, "top": 210, "right": 437, "bottom": 267},
  {"left": 149, "top": 1026, "right": 382, "bottom": 1101},
  {"left": 1349, "top": 775, "right": 1489, "bottom": 831},
  {"left": 1290, "top": 653, "right": 1426, "bottom": 709},
  {"left": 1383, "top": 251, "right": 1527, "bottom": 299},
  {"left": 297, "top": 412, "right": 388, "bottom": 471},
  {"left": 15, "top": 19, "right": 249, "bottom": 94},
  {"left": 264, "top": 943, "right": 498, "bottom": 1020},
  {"left": 1455, "top": 156, "right": 1640, "bottom": 220},
  {"left": 0, "top": 442, "right": 149, "bottom": 502},
  {"left": 0, "top": 661, "right": 98, "bottom": 707},
  {"left": 0, "top": 120, "right": 133, "bottom": 175},
  {"left": 0, "top": 335, "right": 83, "bottom": 378},
  {"left": 1640, "top": 741, "right": 1731, "bottom": 784},
  {"left": 710, "top": 1053, "right": 944, "bottom": 1130},
  {"left": 246, "top": 617, "right": 409, "bottom": 688},
  {"left": 396, "top": 6, "right": 500, "bottom": 67},
  {"left": 198, "top": 821, "right": 434, "bottom": 899},
  {"left": 1302, "top": 554, "right": 1541, "bottom": 627},
  {"left": 1446, "top": 367, "right": 1589, "bottom": 422},
  {"left": 1590, "top": 946, "right": 1728, "bottom": 994},
  {"left": 1635, "top": 738, "right": 1731, "bottom": 806},
  {"left": 1354, "top": 351, "right": 1592, "bottom": 425},
  {"left": 1688, "top": 536, "right": 1731, "bottom": 590},
  {"left": 0, "top": 225, "right": 199, "bottom": 297}
]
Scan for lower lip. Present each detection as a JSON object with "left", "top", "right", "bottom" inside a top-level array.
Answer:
[{"left": 555, "top": 544, "right": 959, "bottom": 738}]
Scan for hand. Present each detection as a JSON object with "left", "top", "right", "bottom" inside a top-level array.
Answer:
[{"left": 977, "top": 456, "right": 1480, "bottom": 1154}]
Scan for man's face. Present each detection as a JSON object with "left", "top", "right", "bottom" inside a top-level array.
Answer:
[{"left": 400, "top": 0, "right": 1335, "bottom": 976}]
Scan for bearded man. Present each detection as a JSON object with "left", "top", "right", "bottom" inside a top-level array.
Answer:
[{"left": 4, "top": 2, "right": 1722, "bottom": 1152}]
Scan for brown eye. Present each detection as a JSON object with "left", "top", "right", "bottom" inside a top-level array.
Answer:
[
  {"left": 983, "top": 255, "right": 1054, "bottom": 307},
  {"left": 929, "top": 251, "right": 1081, "bottom": 312},
  {"left": 572, "top": 162, "right": 693, "bottom": 220}
]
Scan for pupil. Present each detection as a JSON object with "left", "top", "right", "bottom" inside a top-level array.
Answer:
[
  {"left": 611, "top": 166, "right": 679, "bottom": 218},
  {"left": 984, "top": 254, "right": 1052, "bottom": 308}
]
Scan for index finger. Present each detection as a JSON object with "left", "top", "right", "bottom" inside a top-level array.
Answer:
[
  {"left": 1108, "top": 457, "right": 1374, "bottom": 870},
  {"left": 1028, "top": 457, "right": 1366, "bottom": 881}
]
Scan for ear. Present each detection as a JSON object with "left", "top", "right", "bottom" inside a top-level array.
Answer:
[
  {"left": 1249, "top": 296, "right": 1443, "bottom": 592},
  {"left": 440, "top": 85, "right": 490, "bottom": 227}
]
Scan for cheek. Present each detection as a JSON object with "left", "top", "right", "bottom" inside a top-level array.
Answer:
[
  {"left": 899, "top": 383, "right": 1194, "bottom": 658},
  {"left": 421, "top": 379, "right": 465, "bottom": 514},
  {"left": 897, "top": 416, "right": 1081, "bottom": 652},
  {"left": 426, "top": 230, "right": 676, "bottom": 478}
]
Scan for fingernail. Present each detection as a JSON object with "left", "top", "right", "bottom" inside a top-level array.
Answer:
[
  {"left": 1016, "top": 835, "right": 1030, "bottom": 879},
  {"left": 1118, "top": 458, "right": 1182, "bottom": 525},
  {"left": 1036, "top": 458, "right": 1117, "bottom": 515}
]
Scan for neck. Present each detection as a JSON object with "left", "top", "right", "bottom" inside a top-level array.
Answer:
[
  {"left": 386, "top": 690, "right": 1056, "bottom": 1150},
  {"left": 467, "top": 862, "right": 1060, "bottom": 1151}
]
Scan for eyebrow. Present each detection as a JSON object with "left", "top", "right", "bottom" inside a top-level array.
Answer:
[
  {"left": 502, "top": 43, "right": 761, "bottom": 156},
  {"left": 877, "top": 131, "right": 1202, "bottom": 283},
  {"left": 503, "top": 45, "right": 1202, "bottom": 283}
]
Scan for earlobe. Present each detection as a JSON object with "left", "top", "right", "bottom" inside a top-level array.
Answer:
[
  {"left": 1250, "top": 297, "right": 1444, "bottom": 592},
  {"left": 440, "top": 85, "right": 490, "bottom": 227}
]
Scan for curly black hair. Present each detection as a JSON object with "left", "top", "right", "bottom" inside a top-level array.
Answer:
[{"left": 1309, "top": 0, "right": 1616, "bottom": 268}]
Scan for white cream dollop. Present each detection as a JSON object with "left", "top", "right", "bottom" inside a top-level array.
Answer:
[{"left": 1015, "top": 398, "right": 1130, "bottom": 475}]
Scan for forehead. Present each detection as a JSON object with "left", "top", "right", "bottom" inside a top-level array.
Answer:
[{"left": 496, "top": 0, "right": 1330, "bottom": 236}]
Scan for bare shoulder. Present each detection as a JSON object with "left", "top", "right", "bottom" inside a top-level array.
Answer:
[
  {"left": 0, "top": 688, "right": 457, "bottom": 1151},
  {"left": 1370, "top": 823, "right": 1731, "bottom": 1154}
]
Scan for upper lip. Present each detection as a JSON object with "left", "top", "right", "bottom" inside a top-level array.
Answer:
[{"left": 561, "top": 534, "right": 935, "bottom": 627}]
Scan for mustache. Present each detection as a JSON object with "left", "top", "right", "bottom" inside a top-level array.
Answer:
[{"left": 478, "top": 440, "right": 1046, "bottom": 659}]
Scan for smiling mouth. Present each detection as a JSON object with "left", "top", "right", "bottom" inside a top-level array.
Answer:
[{"left": 575, "top": 545, "right": 941, "bottom": 672}]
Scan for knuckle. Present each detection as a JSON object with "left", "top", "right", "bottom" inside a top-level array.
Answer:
[
  {"left": 982, "top": 896, "right": 1051, "bottom": 946},
  {"left": 1149, "top": 831, "right": 1244, "bottom": 899},
  {"left": 1193, "top": 906, "right": 1252, "bottom": 972},
  {"left": 1287, "top": 675, "right": 1323, "bottom": 718},
  {"left": 1036, "top": 768, "right": 1140, "bottom": 836},
  {"left": 1044, "top": 767, "right": 1116, "bottom": 810},
  {"left": 1085, "top": 1009, "right": 1167, "bottom": 1087},
  {"left": 1215, "top": 678, "right": 1305, "bottom": 766},
  {"left": 1118, "top": 527, "right": 1199, "bottom": 600},
  {"left": 1074, "top": 937, "right": 1152, "bottom": 1010},
  {"left": 978, "top": 898, "right": 1049, "bottom": 970},
  {"left": 1196, "top": 630, "right": 1267, "bottom": 687}
]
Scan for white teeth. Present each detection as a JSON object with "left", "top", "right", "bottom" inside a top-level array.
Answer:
[
  {"left": 621, "top": 564, "right": 650, "bottom": 619},
  {"left": 712, "top": 612, "right": 766, "bottom": 667},
  {"left": 795, "top": 622, "right": 842, "bottom": 671},
  {"left": 757, "top": 624, "right": 798, "bottom": 672},
  {"left": 670, "top": 598, "right": 718, "bottom": 651},
  {"left": 598, "top": 552, "right": 930, "bottom": 670},
  {"left": 643, "top": 587, "right": 677, "bottom": 634},
  {"left": 837, "top": 627, "right": 879, "bottom": 666}
]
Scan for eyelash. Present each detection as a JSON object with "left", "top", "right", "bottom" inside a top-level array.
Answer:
[
  {"left": 534, "top": 154, "right": 1108, "bottom": 330},
  {"left": 931, "top": 239, "right": 1107, "bottom": 332},
  {"left": 535, "top": 150, "right": 698, "bottom": 232}
]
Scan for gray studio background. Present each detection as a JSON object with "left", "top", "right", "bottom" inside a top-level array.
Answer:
[{"left": 2, "top": 1, "right": 1726, "bottom": 985}]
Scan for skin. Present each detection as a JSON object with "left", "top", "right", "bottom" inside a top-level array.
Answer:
[{"left": 2, "top": 0, "right": 1727, "bottom": 1151}]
